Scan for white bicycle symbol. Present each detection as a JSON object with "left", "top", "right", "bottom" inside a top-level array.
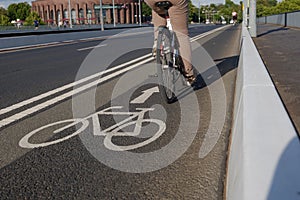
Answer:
[{"left": 19, "top": 106, "right": 166, "bottom": 151}]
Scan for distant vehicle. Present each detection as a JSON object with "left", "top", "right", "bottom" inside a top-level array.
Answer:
[
  {"left": 230, "top": 19, "right": 234, "bottom": 24},
  {"left": 222, "top": 21, "right": 226, "bottom": 25},
  {"left": 205, "top": 19, "right": 210, "bottom": 24}
]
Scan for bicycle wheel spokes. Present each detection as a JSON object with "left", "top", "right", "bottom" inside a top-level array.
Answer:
[
  {"left": 162, "top": 65, "right": 175, "bottom": 99},
  {"left": 156, "top": 26, "right": 177, "bottom": 103}
]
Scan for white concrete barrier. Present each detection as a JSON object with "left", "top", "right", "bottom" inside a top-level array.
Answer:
[{"left": 226, "top": 25, "right": 300, "bottom": 200}]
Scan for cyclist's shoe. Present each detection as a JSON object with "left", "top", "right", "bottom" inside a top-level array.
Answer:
[{"left": 185, "top": 74, "right": 196, "bottom": 86}]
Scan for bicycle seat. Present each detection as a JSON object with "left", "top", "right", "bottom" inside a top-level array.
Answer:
[{"left": 155, "top": 1, "right": 172, "bottom": 10}]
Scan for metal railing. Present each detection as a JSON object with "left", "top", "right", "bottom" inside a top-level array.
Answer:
[{"left": 257, "top": 10, "right": 300, "bottom": 28}]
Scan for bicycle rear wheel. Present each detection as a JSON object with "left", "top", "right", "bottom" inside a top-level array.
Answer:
[{"left": 156, "top": 26, "right": 177, "bottom": 103}]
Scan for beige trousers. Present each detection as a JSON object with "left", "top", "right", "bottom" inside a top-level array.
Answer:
[{"left": 145, "top": 0, "right": 193, "bottom": 76}]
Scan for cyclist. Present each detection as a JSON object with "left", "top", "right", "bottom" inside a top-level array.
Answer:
[{"left": 145, "top": 0, "right": 196, "bottom": 85}]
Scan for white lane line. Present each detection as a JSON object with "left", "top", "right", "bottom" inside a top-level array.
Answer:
[
  {"left": 0, "top": 42, "right": 61, "bottom": 51},
  {"left": 77, "top": 44, "right": 107, "bottom": 51},
  {"left": 0, "top": 53, "right": 152, "bottom": 116},
  {"left": 78, "top": 30, "right": 152, "bottom": 42},
  {"left": 0, "top": 35, "right": 32, "bottom": 40},
  {"left": 190, "top": 25, "right": 229, "bottom": 42},
  {"left": 0, "top": 30, "right": 151, "bottom": 52},
  {"left": 63, "top": 40, "right": 75, "bottom": 43},
  {"left": 0, "top": 57, "right": 154, "bottom": 128}
]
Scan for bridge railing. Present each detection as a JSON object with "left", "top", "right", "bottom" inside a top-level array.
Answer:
[
  {"left": 257, "top": 10, "right": 300, "bottom": 28},
  {"left": 225, "top": 23, "right": 300, "bottom": 200}
]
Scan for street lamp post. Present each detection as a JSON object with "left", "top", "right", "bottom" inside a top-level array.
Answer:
[
  {"left": 68, "top": 0, "right": 72, "bottom": 28},
  {"left": 99, "top": 0, "right": 104, "bottom": 31},
  {"left": 113, "top": 0, "right": 116, "bottom": 27},
  {"left": 139, "top": 0, "right": 142, "bottom": 26},
  {"left": 198, "top": 0, "right": 201, "bottom": 23}
]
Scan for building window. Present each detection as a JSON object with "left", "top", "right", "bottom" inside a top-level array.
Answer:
[
  {"left": 79, "top": 8, "right": 84, "bottom": 24},
  {"left": 71, "top": 9, "right": 76, "bottom": 24},
  {"left": 87, "top": 9, "right": 92, "bottom": 24},
  {"left": 63, "top": 9, "right": 68, "bottom": 21},
  {"left": 57, "top": 10, "right": 61, "bottom": 23}
]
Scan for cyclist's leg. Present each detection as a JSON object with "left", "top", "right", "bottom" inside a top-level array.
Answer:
[
  {"left": 168, "top": 0, "right": 194, "bottom": 78},
  {"left": 152, "top": 10, "right": 167, "bottom": 41},
  {"left": 144, "top": 0, "right": 166, "bottom": 54}
]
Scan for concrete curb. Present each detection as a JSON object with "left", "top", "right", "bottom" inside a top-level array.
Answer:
[{"left": 226, "top": 25, "right": 300, "bottom": 200}]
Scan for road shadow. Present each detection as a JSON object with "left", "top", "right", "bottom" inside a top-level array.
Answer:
[
  {"left": 267, "top": 136, "right": 300, "bottom": 200},
  {"left": 175, "top": 55, "right": 239, "bottom": 102},
  {"left": 257, "top": 26, "right": 289, "bottom": 37}
]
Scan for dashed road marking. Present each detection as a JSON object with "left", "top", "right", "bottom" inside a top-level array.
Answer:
[{"left": 77, "top": 44, "right": 108, "bottom": 51}]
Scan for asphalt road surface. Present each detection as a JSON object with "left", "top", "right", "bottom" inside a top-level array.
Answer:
[{"left": 0, "top": 24, "right": 241, "bottom": 199}]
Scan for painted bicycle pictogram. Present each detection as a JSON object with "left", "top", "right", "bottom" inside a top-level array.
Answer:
[{"left": 19, "top": 106, "right": 166, "bottom": 151}]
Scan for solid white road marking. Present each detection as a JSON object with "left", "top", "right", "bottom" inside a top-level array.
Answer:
[
  {"left": 0, "top": 42, "right": 60, "bottom": 51},
  {"left": 130, "top": 86, "right": 159, "bottom": 104},
  {"left": 0, "top": 57, "right": 154, "bottom": 128},
  {"left": 0, "top": 30, "right": 151, "bottom": 52},
  {"left": 0, "top": 53, "right": 152, "bottom": 116},
  {"left": 62, "top": 40, "right": 75, "bottom": 43},
  {"left": 190, "top": 25, "right": 229, "bottom": 42}
]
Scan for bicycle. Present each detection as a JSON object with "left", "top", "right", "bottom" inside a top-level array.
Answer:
[
  {"left": 155, "top": 1, "right": 193, "bottom": 104},
  {"left": 19, "top": 106, "right": 166, "bottom": 151}
]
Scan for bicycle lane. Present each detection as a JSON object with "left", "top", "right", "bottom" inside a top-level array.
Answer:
[{"left": 0, "top": 25, "right": 240, "bottom": 199}]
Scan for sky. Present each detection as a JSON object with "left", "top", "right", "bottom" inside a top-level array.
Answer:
[
  {"left": 0, "top": 0, "right": 31, "bottom": 9},
  {"left": 0, "top": 0, "right": 241, "bottom": 9}
]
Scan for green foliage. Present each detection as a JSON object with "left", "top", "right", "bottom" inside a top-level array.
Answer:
[
  {"left": 257, "top": 0, "right": 300, "bottom": 17},
  {"left": 24, "top": 12, "right": 43, "bottom": 26},
  {"left": 0, "top": 7, "right": 10, "bottom": 25},
  {"left": 188, "top": 0, "right": 199, "bottom": 22},
  {"left": 7, "top": 2, "right": 31, "bottom": 21},
  {"left": 199, "top": 0, "right": 242, "bottom": 23},
  {"left": 142, "top": 3, "right": 152, "bottom": 17}
]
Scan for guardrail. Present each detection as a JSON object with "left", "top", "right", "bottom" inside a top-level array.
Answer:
[
  {"left": 0, "top": 24, "right": 151, "bottom": 38},
  {"left": 225, "top": 24, "right": 300, "bottom": 200},
  {"left": 257, "top": 10, "right": 300, "bottom": 28}
]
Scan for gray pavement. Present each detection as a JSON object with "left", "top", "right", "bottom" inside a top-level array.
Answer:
[{"left": 253, "top": 24, "right": 300, "bottom": 135}]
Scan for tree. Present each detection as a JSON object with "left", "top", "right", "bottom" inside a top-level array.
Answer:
[
  {"left": 24, "top": 11, "right": 43, "bottom": 26},
  {"left": 189, "top": 0, "right": 199, "bottom": 22},
  {"left": 0, "top": 7, "right": 10, "bottom": 25},
  {"left": 7, "top": 2, "right": 31, "bottom": 21},
  {"left": 142, "top": 2, "right": 152, "bottom": 17},
  {"left": 216, "top": 0, "right": 242, "bottom": 23},
  {"left": 257, "top": 0, "right": 300, "bottom": 16}
]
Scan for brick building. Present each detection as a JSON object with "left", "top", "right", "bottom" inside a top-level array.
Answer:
[{"left": 31, "top": 0, "right": 142, "bottom": 25}]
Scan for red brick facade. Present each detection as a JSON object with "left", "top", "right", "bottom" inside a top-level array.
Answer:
[{"left": 31, "top": 0, "right": 141, "bottom": 25}]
